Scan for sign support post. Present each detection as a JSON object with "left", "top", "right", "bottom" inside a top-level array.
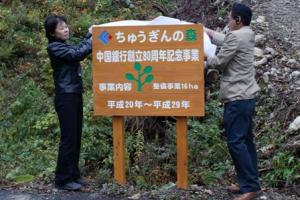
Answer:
[
  {"left": 176, "top": 117, "right": 188, "bottom": 189},
  {"left": 113, "top": 116, "right": 126, "bottom": 185}
]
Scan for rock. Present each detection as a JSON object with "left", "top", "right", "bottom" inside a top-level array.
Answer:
[
  {"left": 290, "top": 84, "right": 295, "bottom": 90},
  {"left": 5, "top": 194, "right": 32, "bottom": 200},
  {"left": 204, "top": 189, "right": 213, "bottom": 195},
  {"left": 259, "top": 144, "right": 274, "bottom": 153},
  {"left": 284, "top": 67, "right": 291, "bottom": 73},
  {"left": 266, "top": 54, "right": 273, "bottom": 60},
  {"left": 288, "top": 116, "right": 300, "bottom": 132},
  {"left": 254, "top": 47, "right": 264, "bottom": 58},
  {"left": 267, "top": 84, "right": 276, "bottom": 96},
  {"left": 287, "top": 59, "right": 297, "bottom": 67},
  {"left": 264, "top": 47, "right": 277, "bottom": 56},
  {"left": 124, "top": 0, "right": 134, "bottom": 8},
  {"left": 255, "top": 34, "right": 266, "bottom": 46},
  {"left": 102, "top": 183, "right": 108, "bottom": 190},
  {"left": 255, "top": 57, "right": 268, "bottom": 66},
  {"left": 128, "top": 193, "right": 141, "bottom": 200},
  {"left": 259, "top": 195, "right": 268, "bottom": 200},
  {"left": 281, "top": 56, "right": 288, "bottom": 62},
  {"left": 256, "top": 16, "right": 266, "bottom": 23},
  {"left": 270, "top": 67, "right": 280, "bottom": 76},
  {"left": 160, "top": 182, "right": 176, "bottom": 191},
  {"left": 190, "top": 184, "right": 203, "bottom": 190},
  {"left": 291, "top": 71, "right": 300, "bottom": 79},
  {"left": 128, "top": 185, "right": 135, "bottom": 193},
  {"left": 295, "top": 80, "right": 300, "bottom": 85},
  {"left": 52, "top": 188, "right": 58, "bottom": 192},
  {"left": 263, "top": 72, "right": 270, "bottom": 83}
]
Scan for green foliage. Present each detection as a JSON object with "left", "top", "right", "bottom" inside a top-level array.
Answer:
[
  {"left": 121, "top": 96, "right": 227, "bottom": 187},
  {"left": 124, "top": 125, "right": 177, "bottom": 188},
  {"left": 218, "top": 6, "right": 230, "bottom": 18},
  {"left": 6, "top": 169, "right": 34, "bottom": 184},
  {"left": 96, "top": 168, "right": 113, "bottom": 185},
  {"left": 0, "top": 42, "right": 14, "bottom": 61},
  {"left": 0, "top": 76, "right": 58, "bottom": 183},
  {"left": 126, "top": 130, "right": 148, "bottom": 187},
  {"left": 255, "top": 94, "right": 299, "bottom": 187},
  {"left": 188, "top": 97, "right": 230, "bottom": 185},
  {"left": 1, "top": 0, "right": 157, "bottom": 184},
  {"left": 1, "top": 0, "right": 175, "bottom": 185},
  {"left": 263, "top": 152, "right": 300, "bottom": 187}
]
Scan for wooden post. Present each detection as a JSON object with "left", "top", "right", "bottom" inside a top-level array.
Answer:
[
  {"left": 176, "top": 117, "right": 188, "bottom": 189},
  {"left": 113, "top": 116, "right": 126, "bottom": 185}
]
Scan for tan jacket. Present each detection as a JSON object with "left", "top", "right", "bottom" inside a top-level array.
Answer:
[{"left": 207, "top": 26, "right": 260, "bottom": 103}]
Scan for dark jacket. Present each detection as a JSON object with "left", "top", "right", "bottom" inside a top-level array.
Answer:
[{"left": 47, "top": 33, "right": 92, "bottom": 94}]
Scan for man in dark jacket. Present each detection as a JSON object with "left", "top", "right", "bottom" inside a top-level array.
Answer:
[{"left": 44, "top": 15, "right": 92, "bottom": 191}]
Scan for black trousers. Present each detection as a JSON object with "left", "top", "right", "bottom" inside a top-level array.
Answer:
[{"left": 54, "top": 93, "right": 83, "bottom": 185}]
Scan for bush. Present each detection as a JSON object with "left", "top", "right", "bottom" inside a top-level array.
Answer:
[{"left": 264, "top": 152, "right": 300, "bottom": 187}]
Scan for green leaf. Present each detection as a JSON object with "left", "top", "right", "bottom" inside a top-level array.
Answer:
[
  {"left": 134, "top": 62, "right": 142, "bottom": 71},
  {"left": 14, "top": 174, "right": 34, "bottom": 183},
  {"left": 135, "top": 175, "right": 146, "bottom": 186},
  {"left": 288, "top": 156, "right": 294, "bottom": 165},
  {"left": 144, "top": 74, "right": 154, "bottom": 83},
  {"left": 161, "top": 182, "right": 176, "bottom": 191},
  {"left": 143, "top": 66, "right": 152, "bottom": 74},
  {"left": 125, "top": 73, "right": 135, "bottom": 81}
]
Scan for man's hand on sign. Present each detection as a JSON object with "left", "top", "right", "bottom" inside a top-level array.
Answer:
[{"left": 204, "top": 27, "right": 213, "bottom": 39}]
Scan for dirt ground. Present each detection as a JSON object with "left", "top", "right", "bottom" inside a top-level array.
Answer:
[
  {"left": 0, "top": 185, "right": 299, "bottom": 200},
  {"left": 254, "top": 0, "right": 300, "bottom": 58}
]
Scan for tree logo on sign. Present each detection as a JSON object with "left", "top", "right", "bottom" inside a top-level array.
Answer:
[
  {"left": 125, "top": 62, "right": 154, "bottom": 92},
  {"left": 186, "top": 29, "right": 197, "bottom": 42}
]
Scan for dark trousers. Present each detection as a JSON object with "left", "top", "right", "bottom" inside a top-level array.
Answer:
[
  {"left": 54, "top": 93, "right": 83, "bottom": 185},
  {"left": 224, "top": 99, "right": 261, "bottom": 193}
]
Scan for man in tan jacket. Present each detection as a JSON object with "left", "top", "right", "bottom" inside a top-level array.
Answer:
[{"left": 206, "top": 3, "right": 261, "bottom": 200}]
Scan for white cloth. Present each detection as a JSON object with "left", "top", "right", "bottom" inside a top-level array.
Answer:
[{"left": 94, "top": 16, "right": 216, "bottom": 57}]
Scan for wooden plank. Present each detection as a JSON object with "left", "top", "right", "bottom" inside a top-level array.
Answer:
[
  {"left": 92, "top": 25, "right": 205, "bottom": 117},
  {"left": 176, "top": 117, "right": 188, "bottom": 189},
  {"left": 113, "top": 116, "right": 126, "bottom": 185},
  {"left": 93, "top": 94, "right": 205, "bottom": 116}
]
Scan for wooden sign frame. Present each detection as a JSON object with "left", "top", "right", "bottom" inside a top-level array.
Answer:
[{"left": 92, "top": 24, "right": 205, "bottom": 189}]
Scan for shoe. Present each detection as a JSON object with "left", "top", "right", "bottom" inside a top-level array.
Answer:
[
  {"left": 228, "top": 184, "right": 240, "bottom": 193},
  {"left": 55, "top": 181, "right": 82, "bottom": 191},
  {"left": 74, "top": 178, "right": 88, "bottom": 186},
  {"left": 233, "top": 191, "right": 260, "bottom": 200}
]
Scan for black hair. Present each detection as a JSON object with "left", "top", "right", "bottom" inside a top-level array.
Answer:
[
  {"left": 44, "top": 15, "right": 67, "bottom": 41},
  {"left": 231, "top": 3, "right": 252, "bottom": 26}
]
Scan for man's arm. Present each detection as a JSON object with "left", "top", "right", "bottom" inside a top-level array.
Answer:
[
  {"left": 206, "top": 32, "right": 239, "bottom": 71},
  {"left": 205, "top": 28, "right": 226, "bottom": 46}
]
